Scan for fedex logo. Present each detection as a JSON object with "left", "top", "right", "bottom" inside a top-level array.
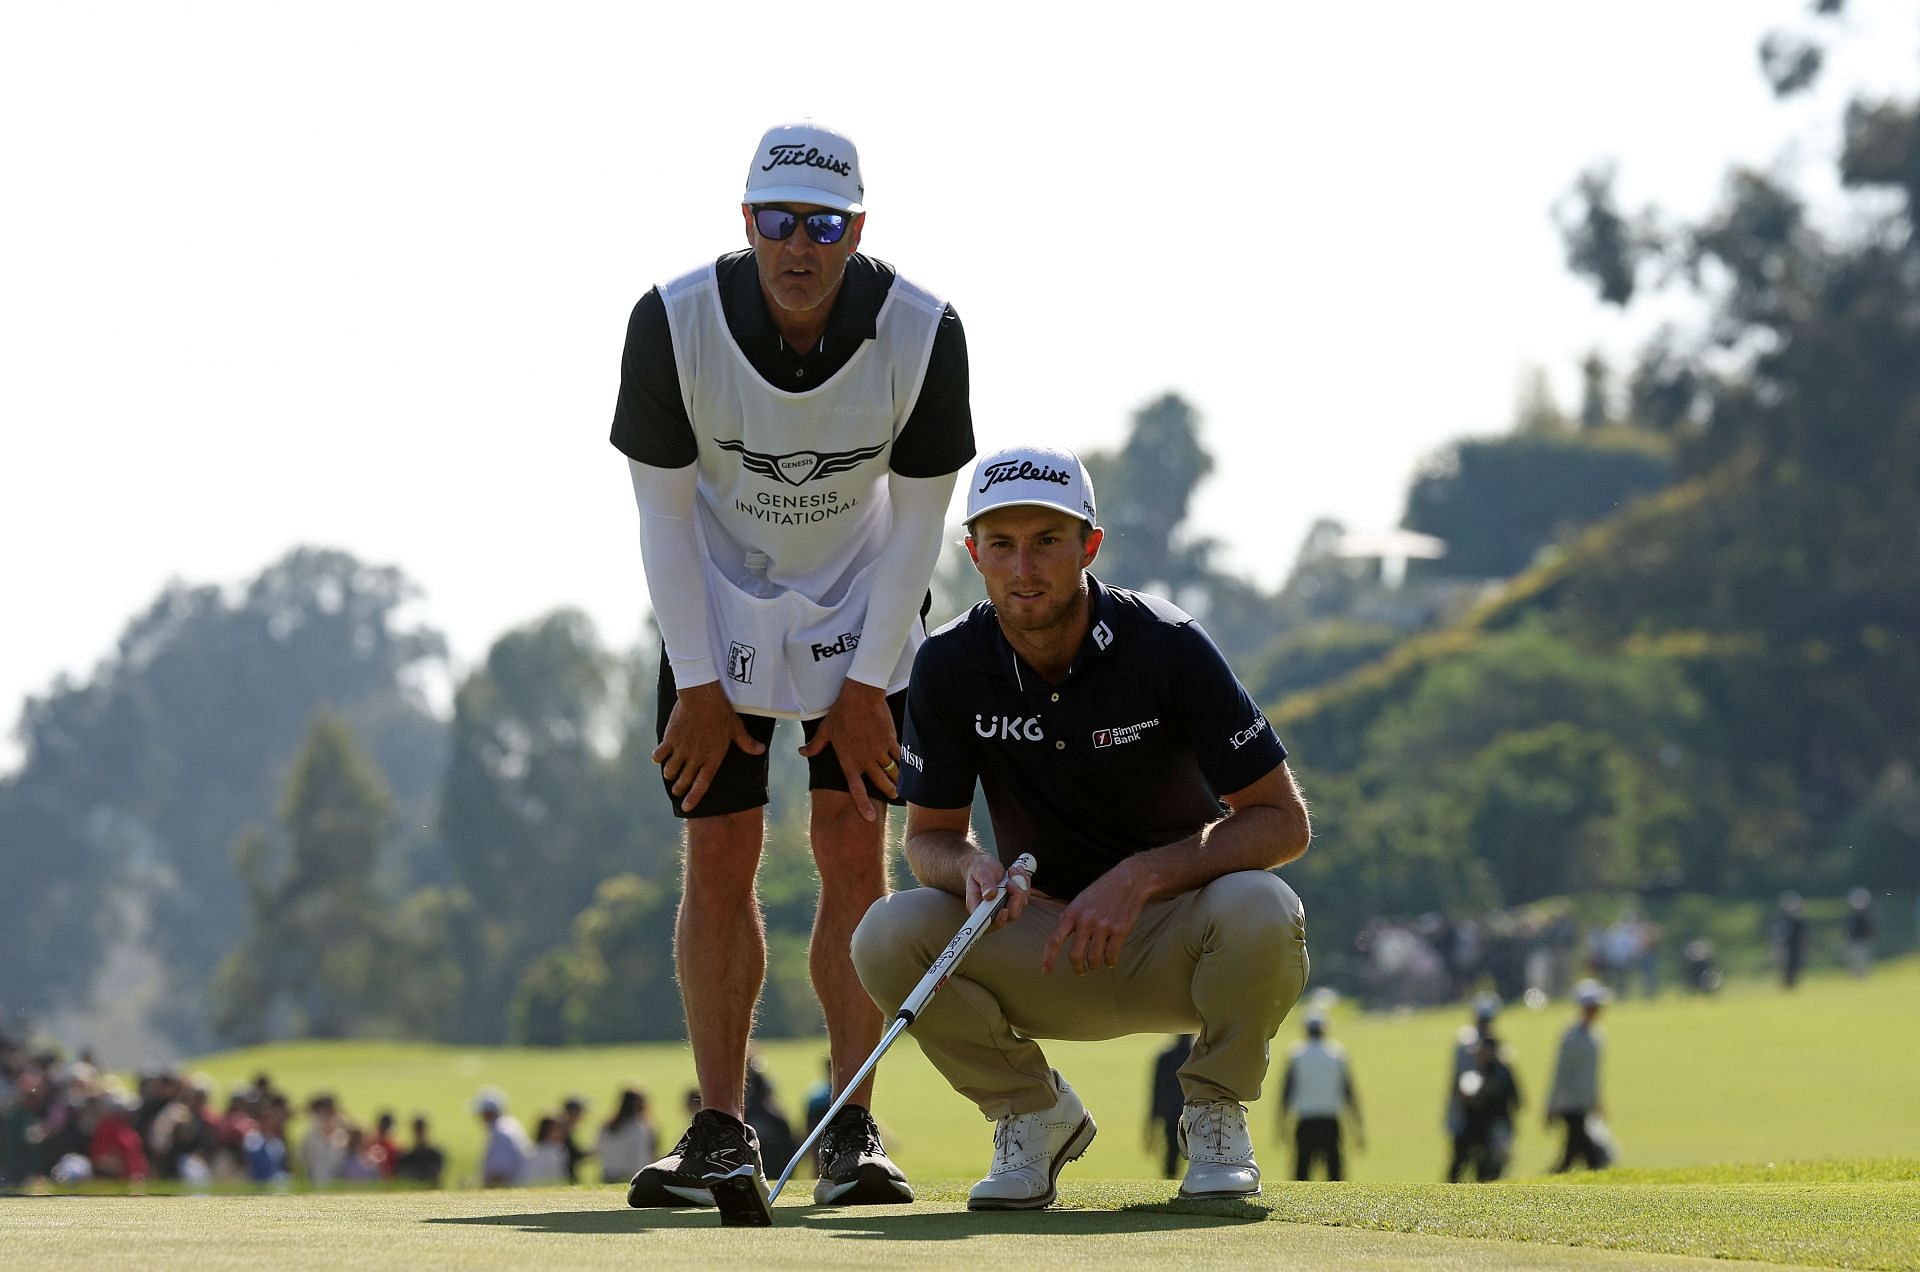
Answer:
[
  {"left": 974, "top": 714, "right": 1045, "bottom": 742},
  {"left": 811, "top": 631, "right": 860, "bottom": 661}
]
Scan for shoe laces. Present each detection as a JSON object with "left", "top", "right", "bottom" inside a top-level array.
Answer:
[
  {"left": 686, "top": 1110, "right": 754, "bottom": 1160},
  {"left": 824, "top": 1107, "right": 882, "bottom": 1161},
  {"left": 990, "top": 1109, "right": 1037, "bottom": 1171},
  {"left": 1185, "top": 1100, "right": 1250, "bottom": 1163}
]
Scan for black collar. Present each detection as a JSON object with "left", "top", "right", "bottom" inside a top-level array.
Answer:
[
  {"left": 987, "top": 574, "right": 1121, "bottom": 688},
  {"left": 718, "top": 250, "right": 888, "bottom": 347}
]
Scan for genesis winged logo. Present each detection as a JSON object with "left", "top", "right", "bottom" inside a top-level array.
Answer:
[{"left": 715, "top": 438, "right": 887, "bottom": 486}]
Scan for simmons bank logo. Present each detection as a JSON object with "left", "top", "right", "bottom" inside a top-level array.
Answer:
[{"left": 1092, "top": 718, "right": 1159, "bottom": 749}]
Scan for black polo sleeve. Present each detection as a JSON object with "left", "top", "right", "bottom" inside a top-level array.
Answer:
[
  {"left": 899, "top": 637, "right": 979, "bottom": 809},
  {"left": 1170, "top": 621, "right": 1288, "bottom": 797},
  {"left": 889, "top": 305, "right": 974, "bottom": 478},
  {"left": 609, "top": 288, "right": 697, "bottom": 467}
]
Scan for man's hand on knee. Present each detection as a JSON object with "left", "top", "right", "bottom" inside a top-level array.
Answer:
[
  {"left": 655, "top": 682, "right": 763, "bottom": 812},
  {"left": 1041, "top": 865, "right": 1146, "bottom": 975},
  {"left": 800, "top": 679, "right": 898, "bottom": 822}
]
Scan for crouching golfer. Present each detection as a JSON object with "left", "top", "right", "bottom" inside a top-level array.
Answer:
[{"left": 851, "top": 445, "right": 1312, "bottom": 1210}]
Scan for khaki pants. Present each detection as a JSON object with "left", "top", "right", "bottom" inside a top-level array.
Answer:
[{"left": 851, "top": 870, "right": 1308, "bottom": 1119}]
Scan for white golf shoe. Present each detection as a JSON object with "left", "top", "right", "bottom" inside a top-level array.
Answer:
[
  {"left": 967, "top": 1070, "right": 1098, "bottom": 1211},
  {"left": 1178, "top": 1099, "right": 1260, "bottom": 1198}
]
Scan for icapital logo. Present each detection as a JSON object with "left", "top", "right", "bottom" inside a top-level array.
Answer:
[
  {"left": 1227, "top": 712, "right": 1270, "bottom": 750},
  {"left": 974, "top": 714, "right": 1044, "bottom": 742},
  {"left": 810, "top": 632, "right": 861, "bottom": 661}
]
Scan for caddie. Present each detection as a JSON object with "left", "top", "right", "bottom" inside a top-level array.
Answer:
[
  {"left": 610, "top": 119, "right": 974, "bottom": 1211},
  {"left": 851, "top": 444, "right": 1312, "bottom": 1209}
]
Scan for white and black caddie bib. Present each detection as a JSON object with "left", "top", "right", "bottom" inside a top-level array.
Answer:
[{"left": 658, "top": 260, "right": 945, "bottom": 719}]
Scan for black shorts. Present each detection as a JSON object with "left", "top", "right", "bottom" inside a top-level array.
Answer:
[{"left": 655, "top": 656, "right": 908, "bottom": 819}]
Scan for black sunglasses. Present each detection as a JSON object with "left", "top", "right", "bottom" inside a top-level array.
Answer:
[{"left": 753, "top": 206, "right": 851, "bottom": 245}]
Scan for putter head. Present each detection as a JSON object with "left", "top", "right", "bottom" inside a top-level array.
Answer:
[{"left": 710, "top": 1165, "right": 774, "bottom": 1227}]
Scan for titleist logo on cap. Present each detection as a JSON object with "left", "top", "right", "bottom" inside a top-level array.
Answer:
[
  {"left": 977, "top": 459, "right": 1073, "bottom": 492},
  {"left": 761, "top": 144, "right": 853, "bottom": 176}
]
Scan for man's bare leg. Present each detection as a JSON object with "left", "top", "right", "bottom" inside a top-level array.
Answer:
[
  {"left": 677, "top": 808, "right": 766, "bottom": 1122},
  {"left": 809, "top": 790, "right": 889, "bottom": 1106}
]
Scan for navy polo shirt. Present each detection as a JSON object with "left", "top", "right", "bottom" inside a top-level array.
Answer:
[{"left": 899, "top": 575, "right": 1288, "bottom": 901}]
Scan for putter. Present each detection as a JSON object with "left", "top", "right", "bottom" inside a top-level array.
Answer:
[{"left": 742, "top": 852, "right": 1037, "bottom": 1220}]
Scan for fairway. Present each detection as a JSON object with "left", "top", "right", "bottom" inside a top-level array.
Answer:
[
  {"left": 175, "top": 959, "right": 1920, "bottom": 1190},
  {"left": 7, "top": 1164, "right": 1917, "bottom": 1269}
]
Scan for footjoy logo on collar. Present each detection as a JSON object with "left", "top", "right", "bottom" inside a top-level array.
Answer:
[
  {"left": 761, "top": 143, "right": 855, "bottom": 177},
  {"left": 976, "top": 459, "right": 1073, "bottom": 492}
]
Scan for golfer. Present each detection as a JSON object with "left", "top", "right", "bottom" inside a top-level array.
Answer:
[
  {"left": 611, "top": 120, "right": 973, "bottom": 1210},
  {"left": 851, "top": 445, "right": 1312, "bottom": 1210}
]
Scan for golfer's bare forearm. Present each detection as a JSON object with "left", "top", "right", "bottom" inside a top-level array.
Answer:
[
  {"left": 1112, "top": 801, "right": 1308, "bottom": 904},
  {"left": 903, "top": 825, "right": 989, "bottom": 897}
]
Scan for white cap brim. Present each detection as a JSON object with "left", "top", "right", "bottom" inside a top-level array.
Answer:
[{"left": 742, "top": 184, "right": 863, "bottom": 214}]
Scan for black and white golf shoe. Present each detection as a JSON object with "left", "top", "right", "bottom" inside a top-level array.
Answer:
[
  {"left": 626, "top": 1110, "right": 762, "bottom": 1212},
  {"left": 812, "top": 1104, "right": 914, "bottom": 1205}
]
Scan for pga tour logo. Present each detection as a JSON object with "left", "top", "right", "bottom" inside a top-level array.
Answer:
[{"left": 728, "top": 642, "right": 756, "bottom": 684}]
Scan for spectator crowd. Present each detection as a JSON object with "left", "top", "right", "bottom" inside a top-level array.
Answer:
[
  {"left": 1351, "top": 886, "right": 1886, "bottom": 1011},
  {"left": 1, "top": 1029, "right": 452, "bottom": 1191}
]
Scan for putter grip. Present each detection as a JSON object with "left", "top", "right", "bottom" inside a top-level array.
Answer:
[{"left": 895, "top": 853, "right": 1036, "bottom": 1025}]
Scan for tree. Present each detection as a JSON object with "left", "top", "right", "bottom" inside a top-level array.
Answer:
[
  {"left": 1083, "top": 393, "right": 1216, "bottom": 597},
  {"left": 212, "top": 712, "right": 415, "bottom": 1043},
  {"left": 508, "top": 874, "right": 683, "bottom": 1045},
  {"left": 1401, "top": 432, "right": 1672, "bottom": 579},
  {"left": 437, "top": 610, "right": 679, "bottom": 1041},
  {"left": 0, "top": 548, "right": 446, "bottom": 1046}
]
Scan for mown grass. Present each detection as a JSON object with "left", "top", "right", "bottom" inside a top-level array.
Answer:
[
  {"left": 6, "top": 1161, "right": 1917, "bottom": 1269},
  {"left": 173, "top": 957, "right": 1920, "bottom": 1191}
]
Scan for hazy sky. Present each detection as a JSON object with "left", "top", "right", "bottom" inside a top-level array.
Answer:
[{"left": 5, "top": 0, "right": 1917, "bottom": 771}]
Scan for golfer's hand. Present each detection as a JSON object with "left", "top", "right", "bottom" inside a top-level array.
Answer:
[
  {"left": 965, "top": 855, "right": 1032, "bottom": 928},
  {"left": 1042, "top": 862, "right": 1146, "bottom": 975},
  {"left": 652, "top": 681, "right": 763, "bottom": 813},
  {"left": 800, "top": 678, "right": 897, "bottom": 821}
]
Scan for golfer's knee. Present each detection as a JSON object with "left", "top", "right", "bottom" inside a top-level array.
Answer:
[
  {"left": 851, "top": 893, "right": 916, "bottom": 1007},
  {"left": 1202, "top": 871, "right": 1308, "bottom": 978},
  {"left": 1201, "top": 870, "right": 1303, "bottom": 932},
  {"left": 852, "top": 888, "right": 964, "bottom": 1004}
]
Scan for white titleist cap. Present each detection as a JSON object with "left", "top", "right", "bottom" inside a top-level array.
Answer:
[
  {"left": 966, "top": 445, "right": 1098, "bottom": 528},
  {"left": 743, "top": 121, "right": 865, "bottom": 213},
  {"left": 1574, "top": 979, "right": 1612, "bottom": 1008}
]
